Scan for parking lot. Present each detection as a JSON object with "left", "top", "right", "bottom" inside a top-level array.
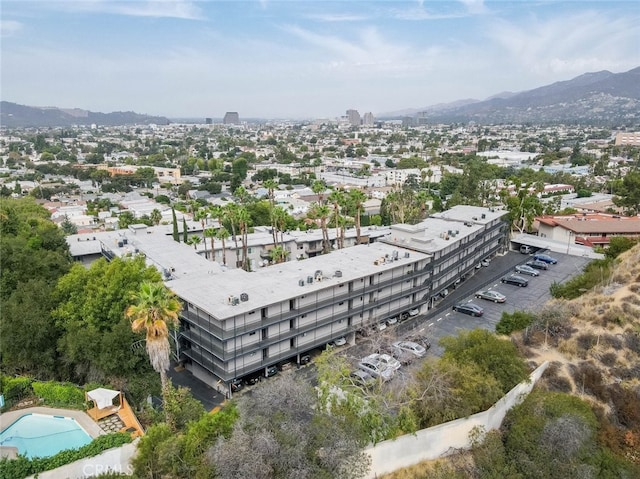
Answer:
[{"left": 397, "top": 250, "right": 593, "bottom": 357}]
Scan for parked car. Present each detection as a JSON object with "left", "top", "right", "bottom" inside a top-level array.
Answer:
[
  {"left": 350, "top": 370, "right": 375, "bottom": 386},
  {"left": 520, "top": 245, "right": 532, "bottom": 254},
  {"left": 481, "top": 259, "right": 491, "bottom": 267},
  {"left": 333, "top": 336, "right": 347, "bottom": 347},
  {"left": 500, "top": 274, "right": 529, "bottom": 287},
  {"left": 526, "top": 259, "right": 549, "bottom": 270},
  {"left": 265, "top": 366, "right": 278, "bottom": 377},
  {"left": 392, "top": 340, "right": 427, "bottom": 358},
  {"left": 409, "top": 308, "right": 420, "bottom": 317},
  {"left": 377, "top": 321, "right": 387, "bottom": 332},
  {"left": 386, "top": 316, "right": 398, "bottom": 326},
  {"left": 452, "top": 302, "right": 485, "bottom": 316},
  {"left": 230, "top": 378, "right": 244, "bottom": 392},
  {"left": 474, "top": 290, "right": 506, "bottom": 303},
  {"left": 358, "top": 359, "right": 395, "bottom": 381},
  {"left": 515, "top": 264, "right": 540, "bottom": 276},
  {"left": 533, "top": 253, "right": 558, "bottom": 264},
  {"left": 363, "top": 353, "right": 401, "bottom": 371},
  {"left": 299, "top": 354, "right": 311, "bottom": 365}
]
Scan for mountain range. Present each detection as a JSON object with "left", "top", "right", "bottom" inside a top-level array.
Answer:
[
  {"left": 381, "top": 66, "right": 640, "bottom": 126},
  {"left": 2, "top": 66, "right": 639, "bottom": 127},
  {"left": 0, "top": 102, "right": 170, "bottom": 128}
]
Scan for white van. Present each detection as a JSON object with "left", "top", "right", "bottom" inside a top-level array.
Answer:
[{"left": 519, "top": 245, "right": 532, "bottom": 254}]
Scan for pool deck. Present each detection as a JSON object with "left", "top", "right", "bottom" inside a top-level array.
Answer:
[{"left": 0, "top": 406, "right": 105, "bottom": 440}]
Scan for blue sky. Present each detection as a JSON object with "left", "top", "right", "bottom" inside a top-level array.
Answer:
[{"left": 1, "top": 1, "right": 639, "bottom": 119}]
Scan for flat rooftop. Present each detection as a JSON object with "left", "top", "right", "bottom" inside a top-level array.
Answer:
[{"left": 168, "top": 241, "right": 430, "bottom": 317}]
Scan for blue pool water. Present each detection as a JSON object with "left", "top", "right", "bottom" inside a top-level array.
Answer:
[{"left": 0, "top": 413, "right": 92, "bottom": 458}]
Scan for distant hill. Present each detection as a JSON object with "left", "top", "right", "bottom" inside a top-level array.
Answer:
[
  {"left": 384, "top": 66, "right": 640, "bottom": 126},
  {"left": 0, "top": 102, "right": 171, "bottom": 128}
]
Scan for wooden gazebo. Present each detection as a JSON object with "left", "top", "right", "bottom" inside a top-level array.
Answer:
[{"left": 85, "top": 387, "right": 122, "bottom": 421}]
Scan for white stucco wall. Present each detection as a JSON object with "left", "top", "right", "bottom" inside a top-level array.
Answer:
[{"left": 364, "top": 362, "right": 549, "bottom": 478}]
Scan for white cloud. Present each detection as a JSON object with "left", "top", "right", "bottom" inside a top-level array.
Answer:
[
  {"left": 56, "top": 0, "right": 205, "bottom": 20},
  {"left": 1, "top": 20, "right": 23, "bottom": 37},
  {"left": 486, "top": 10, "right": 640, "bottom": 78},
  {"left": 306, "top": 13, "right": 368, "bottom": 22},
  {"left": 458, "top": 0, "right": 487, "bottom": 15}
]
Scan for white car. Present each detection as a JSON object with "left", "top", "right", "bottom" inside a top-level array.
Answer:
[
  {"left": 386, "top": 316, "right": 398, "bottom": 326},
  {"left": 333, "top": 337, "right": 347, "bottom": 347},
  {"left": 358, "top": 359, "right": 395, "bottom": 381},
  {"left": 363, "top": 353, "right": 401, "bottom": 371},
  {"left": 409, "top": 308, "right": 420, "bottom": 317},
  {"left": 377, "top": 322, "right": 387, "bottom": 331},
  {"left": 392, "top": 340, "right": 427, "bottom": 358}
]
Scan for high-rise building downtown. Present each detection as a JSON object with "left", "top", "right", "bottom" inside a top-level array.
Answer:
[
  {"left": 346, "top": 109, "right": 361, "bottom": 127},
  {"left": 362, "top": 112, "right": 375, "bottom": 126},
  {"left": 223, "top": 112, "right": 240, "bottom": 125}
]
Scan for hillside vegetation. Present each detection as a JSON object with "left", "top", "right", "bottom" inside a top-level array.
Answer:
[{"left": 383, "top": 244, "right": 640, "bottom": 478}]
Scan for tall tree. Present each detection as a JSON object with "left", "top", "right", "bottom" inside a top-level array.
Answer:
[
  {"left": 328, "top": 189, "right": 346, "bottom": 249},
  {"left": 172, "top": 207, "right": 179, "bottom": 242},
  {"left": 150, "top": 208, "right": 162, "bottom": 226},
  {"left": 215, "top": 226, "right": 230, "bottom": 266},
  {"left": 126, "top": 281, "right": 182, "bottom": 395},
  {"left": 203, "top": 228, "right": 216, "bottom": 261}
]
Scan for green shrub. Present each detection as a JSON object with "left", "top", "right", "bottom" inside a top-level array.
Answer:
[
  {"left": 550, "top": 258, "right": 613, "bottom": 299},
  {"left": 0, "top": 433, "right": 132, "bottom": 479},
  {"left": 496, "top": 310, "right": 535, "bottom": 335},
  {"left": 1, "top": 376, "right": 34, "bottom": 401},
  {"left": 31, "top": 381, "right": 85, "bottom": 408}
]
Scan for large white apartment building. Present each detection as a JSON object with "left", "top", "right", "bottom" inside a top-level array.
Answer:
[{"left": 68, "top": 205, "right": 508, "bottom": 395}]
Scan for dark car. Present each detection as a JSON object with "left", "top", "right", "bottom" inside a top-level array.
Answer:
[
  {"left": 501, "top": 274, "right": 529, "bottom": 287},
  {"left": 230, "top": 378, "right": 244, "bottom": 392},
  {"left": 533, "top": 253, "right": 558, "bottom": 264},
  {"left": 452, "top": 302, "right": 484, "bottom": 316},
  {"left": 265, "top": 366, "right": 278, "bottom": 377},
  {"left": 514, "top": 264, "right": 540, "bottom": 276},
  {"left": 526, "top": 259, "right": 549, "bottom": 270}
]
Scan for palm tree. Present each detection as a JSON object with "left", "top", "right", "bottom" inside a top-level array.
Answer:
[
  {"left": 328, "top": 189, "right": 345, "bottom": 249},
  {"left": 348, "top": 189, "right": 367, "bottom": 244},
  {"left": 309, "top": 203, "right": 332, "bottom": 253},
  {"left": 237, "top": 206, "right": 251, "bottom": 270},
  {"left": 216, "top": 226, "right": 230, "bottom": 266},
  {"left": 264, "top": 179, "right": 279, "bottom": 246},
  {"left": 187, "top": 235, "right": 202, "bottom": 250},
  {"left": 311, "top": 180, "right": 327, "bottom": 205},
  {"left": 126, "top": 281, "right": 181, "bottom": 395},
  {"left": 203, "top": 228, "right": 216, "bottom": 260}
]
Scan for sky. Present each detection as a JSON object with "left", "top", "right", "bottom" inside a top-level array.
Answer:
[{"left": 1, "top": 0, "right": 639, "bottom": 119}]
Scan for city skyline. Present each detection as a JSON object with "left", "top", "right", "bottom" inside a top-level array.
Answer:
[{"left": 1, "top": 0, "right": 639, "bottom": 119}]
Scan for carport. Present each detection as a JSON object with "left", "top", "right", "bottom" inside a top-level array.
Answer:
[{"left": 510, "top": 233, "right": 603, "bottom": 259}]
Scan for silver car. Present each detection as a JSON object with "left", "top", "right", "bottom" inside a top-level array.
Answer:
[
  {"left": 363, "top": 353, "right": 401, "bottom": 371},
  {"left": 392, "top": 340, "right": 427, "bottom": 358},
  {"left": 358, "top": 359, "right": 395, "bottom": 381}
]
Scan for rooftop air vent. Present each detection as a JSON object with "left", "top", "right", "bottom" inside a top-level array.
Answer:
[
  {"left": 404, "top": 252, "right": 410, "bottom": 258},
  {"left": 240, "top": 293, "right": 249, "bottom": 302},
  {"left": 299, "top": 279, "right": 305, "bottom": 287},
  {"left": 307, "top": 276, "right": 313, "bottom": 284},
  {"left": 481, "top": 213, "right": 486, "bottom": 219},
  {"left": 335, "top": 270, "right": 343, "bottom": 278}
]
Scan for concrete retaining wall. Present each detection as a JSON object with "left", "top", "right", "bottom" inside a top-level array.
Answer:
[{"left": 364, "top": 362, "right": 549, "bottom": 478}]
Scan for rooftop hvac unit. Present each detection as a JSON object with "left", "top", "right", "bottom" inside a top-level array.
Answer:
[
  {"left": 481, "top": 213, "right": 486, "bottom": 219},
  {"left": 404, "top": 252, "right": 410, "bottom": 258},
  {"left": 314, "top": 270, "right": 323, "bottom": 280},
  {"left": 299, "top": 279, "right": 305, "bottom": 287},
  {"left": 335, "top": 270, "right": 343, "bottom": 278},
  {"left": 307, "top": 276, "right": 314, "bottom": 284},
  {"left": 228, "top": 295, "right": 239, "bottom": 305},
  {"left": 122, "top": 238, "right": 128, "bottom": 245},
  {"left": 240, "top": 293, "right": 249, "bottom": 302},
  {"left": 393, "top": 250, "right": 399, "bottom": 260}
]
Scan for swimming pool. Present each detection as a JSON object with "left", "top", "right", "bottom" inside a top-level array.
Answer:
[{"left": 0, "top": 413, "right": 93, "bottom": 459}]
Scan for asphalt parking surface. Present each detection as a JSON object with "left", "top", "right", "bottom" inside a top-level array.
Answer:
[{"left": 395, "top": 250, "right": 593, "bottom": 357}]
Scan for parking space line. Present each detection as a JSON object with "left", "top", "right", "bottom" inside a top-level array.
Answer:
[
  {"left": 428, "top": 322, "right": 434, "bottom": 327},
  {"left": 445, "top": 312, "right": 451, "bottom": 316},
  {"left": 437, "top": 318, "right": 443, "bottom": 322}
]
